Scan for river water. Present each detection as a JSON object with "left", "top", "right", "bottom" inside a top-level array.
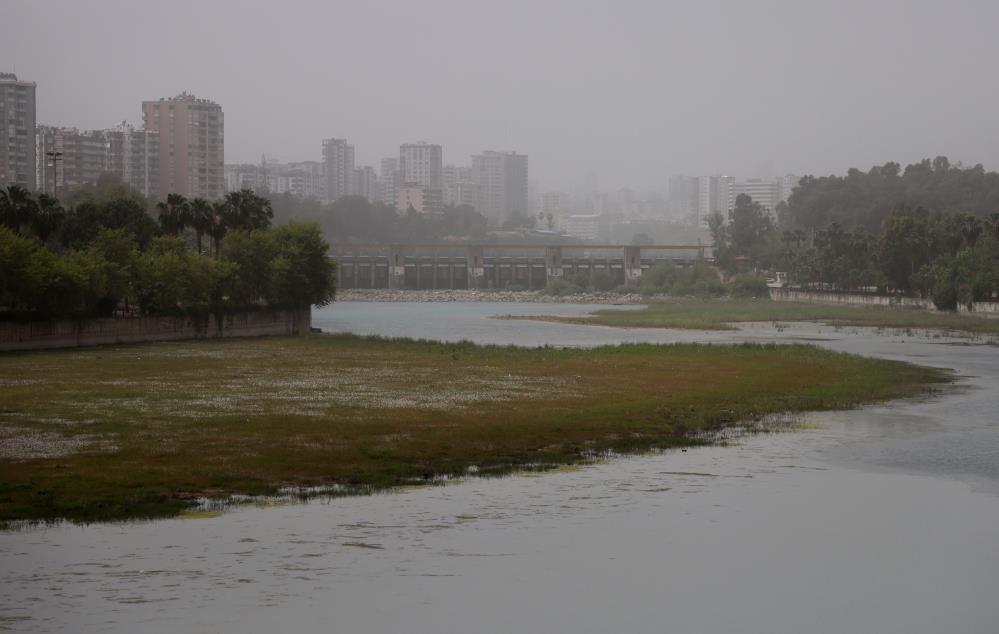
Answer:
[{"left": 2, "top": 302, "right": 998, "bottom": 633}]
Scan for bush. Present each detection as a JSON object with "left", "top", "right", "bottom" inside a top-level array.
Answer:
[
  {"left": 590, "top": 270, "right": 617, "bottom": 292},
  {"left": 729, "top": 274, "right": 770, "bottom": 299},
  {"left": 543, "top": 278, "right": 583, "bottom": 296},
  {"left": 641, "top": 261, "right": 725, "bottom": 297}
]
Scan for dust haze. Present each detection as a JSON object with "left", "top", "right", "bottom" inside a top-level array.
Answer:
[{"left": 4, "top": 0, "right": 998, "bottom": 190}]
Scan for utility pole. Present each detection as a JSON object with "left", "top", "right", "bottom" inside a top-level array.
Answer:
[{"left": 46, "top": 150, "right": 63, "bottom": 200}]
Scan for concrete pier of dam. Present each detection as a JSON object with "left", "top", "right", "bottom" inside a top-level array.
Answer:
[{"left": 330, "top": 243, "right": 709, "bottom": 290}]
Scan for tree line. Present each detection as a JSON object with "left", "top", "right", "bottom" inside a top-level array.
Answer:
[
  {"left": 0, "top": 179, "right": 336, "bottom": 321},
  {"left": 267, "top": 194, "right": 490, "bottom": 243},
  {"left": 709, "top": 157, "right": 999, "bottom": 310}
]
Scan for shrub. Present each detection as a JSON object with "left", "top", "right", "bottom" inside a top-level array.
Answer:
[
  {"left": 543, "top": 278, "right": 582, "bottom": 296},
  {"left": 729, "top": 273, "right": 770, "bottom": 298}
]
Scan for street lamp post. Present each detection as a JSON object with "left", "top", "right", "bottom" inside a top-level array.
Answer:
[{"left": 46, "top": 150, "right": 63, "bottom": 199}]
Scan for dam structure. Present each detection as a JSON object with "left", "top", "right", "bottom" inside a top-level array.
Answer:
[{"left": 330, "top": 243, "right": 709, "bottom": 290}]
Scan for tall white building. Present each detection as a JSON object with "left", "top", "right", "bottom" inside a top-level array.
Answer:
[
  {"left": 282, "top": 161, "right": 327, "bottom": 200},
  {"left": 399, "top": 142, "right": 442, "bottom": 190},
  {"left": 379, "top": 157, "right": 400, "bottom": 207},
  {"left": 778, "top": 173, "right": 799, "bottom": 204},
  {"left": 728, "top": 178, "right": 783, "bottom": 216},
  {"left": 322, "top": 138, "right": 355, "bottom": 203},
  {"left": 443, "top": 164, "right": 477, "bottom": 207},
  {"left": 105, "top": 122, "right": 160, "bottom": 200},
  {"left": 399, "top": 142, "right": 443, "bottom": 214},
  {"left": 540, "top": 191, "right": 566, "bottom": 229},
  {"left": 1, "top": 73, "right": 37, "bottom": 189},
  {"left": 693, "top": 175, "right": 733, "bottom": 225},
  {"left": 35, "top": 123, "right": 160, "bottom": 200},
  {"left": 472, "top": 150, "right": 528, "bottom": 224},
  {"left": 352, "top": 165, "right": 380, "bottom": 204}
]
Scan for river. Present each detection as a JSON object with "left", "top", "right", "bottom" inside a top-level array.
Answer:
[{"left": 2, "top": 302, "right": 997, "bottom": 633}]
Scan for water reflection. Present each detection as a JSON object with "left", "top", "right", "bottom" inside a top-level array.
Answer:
[{"left": 1, "top": 302, "right": 998, "bottom": 633}]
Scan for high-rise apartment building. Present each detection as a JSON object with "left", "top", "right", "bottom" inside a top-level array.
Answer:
[
  {"left": 379, "top": 157, "right": 400, "bottom": 207},
  {"left": 35, "top": 127, "right": 107, "bottom": 195},
  {"left": 352, "top": 165, "right": 380, "bottom": 204},
  {"left": 778, "top": 173, "right": 799, "bottom": 204},
  {"left": 105, "top": 122, "right": 160, "bottom": 200},
  {"left": 36, "top": 123, "right": 159, "bottom": 199},
  {"left": 142, "top": 92, "right": 224, "bottom": 200},
  {"left": 443, "top": 164, "right": 477, "bottom": 207},
  {"left": 282, "top": 161, "right": 327, "bottom": 200},
  {"left": 322, "top": 138, "right": 355, "bottom": 203},
  {"left": 472, "top": 150, "right": 528, "bottom": 224},
  {"left": 224, "top": 163, "right": 266, "bottom": 193},
  {"left": 399, "top": 142, "right": 442, "bottom": 190},
  {"left": 399, "top": 142, "right": 443, "bottom": 214},
  {"left": 729, "top": 178, "right": 781, "bottom": 216},
  {"left": 730, "top": 175, "right": 799, "bottom": 217},
  {"left": 693, "top": 175, "right": 734, "bottom": 226},
  {"left": 1, "top": 73, "right": 37, "bottom": 189}
]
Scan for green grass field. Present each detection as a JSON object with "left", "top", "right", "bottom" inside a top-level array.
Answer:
[
  {"left": 0, "top": 334, "right": 948, "bottom": 524},
  {"left": 504, "top": 298, "right": 999, "bottom": 334}
]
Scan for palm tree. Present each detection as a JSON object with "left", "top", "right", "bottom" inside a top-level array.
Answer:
[
  {"left": 156, "top": 193, "right": 190, "bottom": 236},
  {"left": 986, "top": 212, "right": 999, "bottom": 244},
  {"left": 962, "top": 215, "right": 983, "bottom": 249},
  {"left": 188, "top": 197, "right": 214, "bottom": 255},
  {"left": 224, "top": 189, "right": 273, "bottom": 231},
  {"left": 0, "top": 185, "right": 38, "bottom": 232},
  {"left": 30, "top": 193, "right": 65, "bottom": 244},
  {"left": 209, "top": 200, "right": 233, "bottom": 257}
]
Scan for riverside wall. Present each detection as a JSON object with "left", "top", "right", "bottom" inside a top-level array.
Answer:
[
  {"left": 769, "top": 288, "right": 936, "bottom": 310},
  {"left": 771, "top": 288, "right": 999, "bottom": 318},
  {"left": 0, "top": 309, "right": 312, "bottom": 352},
  {"left": 960, "top": 302, "right": 999, "bottom": 317}
]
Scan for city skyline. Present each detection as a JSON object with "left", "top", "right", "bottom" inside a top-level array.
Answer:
[{"left": 5, "top": 0, "right": 999, "bottom": 192}]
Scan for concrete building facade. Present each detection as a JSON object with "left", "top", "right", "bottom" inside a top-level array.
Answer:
[
  {"left": 142, "top": 92, "right": 224, "bottom": 201},
  {"left": 352, "top": 165, "right": 380, "bottom": 204},
  {"left": 322, "top": 137, "right": 354, "bottom": 203},
  {"left": 379, "top": 157, "right": 400, "bottom": 207},
  {"left": 35, "top": 127, "right": 107, "bottom": 195},
  {"left": 472, "top": 150, "right": 528, "bottom": 224},
  {"left": 443, "top": 164, "right": 477, "bottom": 207},
  {"left": 1, "top": 73, "right": 37, "bottom": 189},
  {"left": 399, "top": 142, "right": 442, "bottom": 190},
  {"left": 693, "top": 175, "right": 734, "bottom": 225},
  {"left": 105, "top": 122, "right": 160, "bottom": 200},
  {"left": 396, "top": 182, "right": 425, "bottom": 213},
  {"left": 399, "top": 142, "right": 443, "bottom": 215},
  {"left": 729, "top": 178, "right": 781, "bottom": 216},
  {"left": 35, "top": 123, "right": 160, "bottom": 200}
]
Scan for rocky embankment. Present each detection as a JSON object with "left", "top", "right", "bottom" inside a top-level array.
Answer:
[{"left": 336, "top": 289, "right": 660, "bottom": 304}]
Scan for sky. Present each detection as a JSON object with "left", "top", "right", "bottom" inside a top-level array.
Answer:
[{"left": 4, "top": 0, "right": 999, "bottom": 192}]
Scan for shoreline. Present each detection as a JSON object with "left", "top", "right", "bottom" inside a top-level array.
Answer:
[
  {"left": 335, "top": 288, "right": 656, "bottom": 304},
  {"left": 0, "top": 333, "right": 948, "bottom": 524}
]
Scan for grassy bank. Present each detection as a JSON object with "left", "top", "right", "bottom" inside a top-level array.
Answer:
[
  {"left": 504, "top": 298, "right": 999, "bottom": 335},
  {"left": 0, "top": 334, "right": 948, "bottom": 524}
]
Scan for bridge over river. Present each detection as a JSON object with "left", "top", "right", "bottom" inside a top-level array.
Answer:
[{"left": 330, "top": 243, "right": 709, "bottom": 290}]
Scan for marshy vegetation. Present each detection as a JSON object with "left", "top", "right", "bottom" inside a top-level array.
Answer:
[
  {"left": 510, "top": 298, "right": 999, "bottom": 335},
  {"left": 0, "top": 333, "right": 947, "bottom": 524}
]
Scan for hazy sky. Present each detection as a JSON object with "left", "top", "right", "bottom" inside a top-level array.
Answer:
[{"left": 5, "top": 0, "right": 998, "bottom": 192}]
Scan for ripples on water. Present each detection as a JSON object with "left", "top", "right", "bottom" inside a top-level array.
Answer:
[{"left": 2, "top": 302, "right": 998, "bottom": 633}]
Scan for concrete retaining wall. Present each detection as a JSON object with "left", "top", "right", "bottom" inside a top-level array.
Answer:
[
  {"left": 769, "top": 289, "right": 936, "bottom": 310},
  {"left": 959, "top": 302, "right": 999, "bottom": 318},
  {"left": 0, "top": 309, "right": 311, "bottom": 352},
  {"left": 771, "top": 288, "right": 999, "bottom": 317}
]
